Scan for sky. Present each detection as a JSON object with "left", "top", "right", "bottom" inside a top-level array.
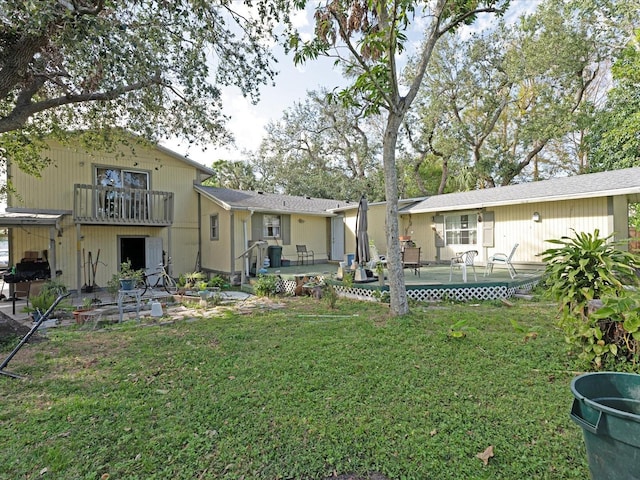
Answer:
[{"left": 163, "top": 1, "right": 542, "bottom": 167}]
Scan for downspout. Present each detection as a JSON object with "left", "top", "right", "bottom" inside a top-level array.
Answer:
[
  {"left": 229, "top": 211, "right": 235, "bottom": 278},
  {"left": 244, "top": 210, "right": 254, "bottom": 280},
  {"left": 76, "top": 223, "right": 82, "bottom": 299},
  {"left": 197, "top": 191, "right": 202, "bottom": 271}
]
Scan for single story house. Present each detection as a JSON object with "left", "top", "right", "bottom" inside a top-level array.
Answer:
[
  {"left": 337, "top": 167, "right": 640, "bottom": 268},
  {"left": 193, "top": 186, "right": 352, "bottom": 279}
]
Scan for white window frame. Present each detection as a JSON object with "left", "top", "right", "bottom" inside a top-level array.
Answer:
[
  {"left": 210, "top": 214, "right": 219, "bottom": 241},
  {"left": 444, "top": 213, "right": 477, "bottom": 246},
  {"left": 263, "top": 214, "right": 281, "bottom": 239}
]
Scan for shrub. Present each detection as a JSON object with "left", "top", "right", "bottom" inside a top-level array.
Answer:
[
  {"left": 253, "top": 274, "right": 279, "bottom": 297},
  {"left": 540, "top": 229, "right": 640, "bottom": 369},
  {"left": 323, "top": 283, "right": 338, "bottom": 309},
  {"left": 541, "top": 229, "right": 639, "bottom": 319},
  {"left": 208, "top": 275, "right": 229, "bottom": 289},
  {"left": 342, "top": 271, "right": 354, "bottom": 288},
  {"left": 589, "top": 290, "right": 640, "bottom": 370},
  {"left": 24, "top": 279, "right": 71, "bottom": 315},
  {"left": 181, "top": 271, "right": 206, "bottom": 290}
]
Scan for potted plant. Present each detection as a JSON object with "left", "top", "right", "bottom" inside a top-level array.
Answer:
[
  {"left": 24, "top": 279, "right": 71, "bottom": 321},
  {"left": 118, "top": 260, "right": 143, "bottom": 290},
  {"left": 73, "top": 297, "right": 94, "bottom": 325}
]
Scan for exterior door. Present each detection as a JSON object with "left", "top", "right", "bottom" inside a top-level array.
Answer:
[
  {"left": 331, "top": 215, "right": 345, "bottom": 261},
  {"left": 145, "top": 237, "right": 164, "bottom": 283}
]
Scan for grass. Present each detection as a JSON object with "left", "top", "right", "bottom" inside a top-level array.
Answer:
[{"left": 0, "top": 297, "right": 589, "bottom": 479}]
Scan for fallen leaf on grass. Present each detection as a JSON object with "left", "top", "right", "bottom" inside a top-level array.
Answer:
[{"left": 476, "top": 445, "right": 494, "bottom": 466}]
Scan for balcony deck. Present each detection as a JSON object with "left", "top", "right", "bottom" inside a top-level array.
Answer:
[{"left": 73, "top": 184, "right": 174, "bottom": 225}]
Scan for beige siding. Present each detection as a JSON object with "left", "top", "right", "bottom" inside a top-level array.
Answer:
[
  {"left": 488, "top": 198, "right": 611, "bottom": 263},
  {"left": 199, "top": 196, "right": 335, "bottom": 274},
  {"left": 367, "top": 204, "right": 388, "bottom": 254},
  {"left": 288, "top": 214, "right": 328, "bottom": 261},
  {"left": 7, "top": 140, "right": 203, "bottom": 289},
  {"left": 199, "top": 201, "right": 235, "bottom": 274},
  {"left": 10, "top": 224, "right": 172, "bottom": 288},
  {"left": 403, "top": 197, "right": 616, "bottom": 264}
]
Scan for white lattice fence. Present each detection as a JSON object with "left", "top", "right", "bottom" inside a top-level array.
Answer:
[
  {"left": 330, "top": 279, "right": 539, "bottom": 303},
  {"left": 270, "top": 275, "right": 540, "bottom": 303}
]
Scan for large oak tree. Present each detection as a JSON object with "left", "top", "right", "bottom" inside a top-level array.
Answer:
[{"left": 0, "top": 0, "right": 291, "bottom": 176}]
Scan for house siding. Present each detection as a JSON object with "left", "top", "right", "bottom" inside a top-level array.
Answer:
[
  {"left": 489, "top": 197, "right": 610, "bottom": 263},
  {"left": 343, "top": 203, "right": 388, "bottom": 260},
  {"left": 199, "top": 201, "right": 236, "bottom": 274},
  {"left": 399, "top": 197, "right": 613, "bottom": 265},
  {"left": 198, "top": 196, "right": 336, "bottom": 274},
  {"left": 7, "top": 140, "right": 205, "bottom": 290}
]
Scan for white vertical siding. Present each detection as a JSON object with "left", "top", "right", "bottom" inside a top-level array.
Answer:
[{"left": 489, "top": 197, "right": 610, "bottom": 263}]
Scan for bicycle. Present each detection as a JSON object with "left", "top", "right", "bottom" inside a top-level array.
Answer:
[{"left": 136, "top": 259, "right": 178, "bottom": 296}]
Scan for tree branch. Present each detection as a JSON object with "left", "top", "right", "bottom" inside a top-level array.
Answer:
[{"left": 0, "top": 73, "right": 163, "bottom": 134}]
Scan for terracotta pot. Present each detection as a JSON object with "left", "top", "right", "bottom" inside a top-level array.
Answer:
[{"left": 73, "top": 309, "right": 90, "bottom": 324}]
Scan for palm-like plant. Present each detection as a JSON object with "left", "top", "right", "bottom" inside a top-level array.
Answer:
[
  {"left": 541, "top": 229, "right": 640, "bottom": 369},
  {"left": 541, "top": 229, "right": 639, "bottom": 319}
]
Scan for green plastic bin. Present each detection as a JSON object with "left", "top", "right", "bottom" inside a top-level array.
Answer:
[
  {"left": 267, "top": 245, "right": 282, "bottom": 268},
  {"left": 570, "top": 372, "right": 640, "bottom": 480}
]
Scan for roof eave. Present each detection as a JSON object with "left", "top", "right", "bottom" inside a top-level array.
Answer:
[{"left": 402, "top": 188, "right": 640, "bottom": 214}]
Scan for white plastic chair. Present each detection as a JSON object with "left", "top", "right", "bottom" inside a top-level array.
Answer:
[
  {"left": 484, "top": 243, "right": 519, "bottom": 279},
  {"left": 449, "top": 250, "right": 478, "bottom": 283},
  {"left": 367, "top": 244, "right": 387, "bottom": 270}
]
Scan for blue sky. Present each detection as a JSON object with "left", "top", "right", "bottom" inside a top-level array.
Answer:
[{"left": 164, "top": 0, "right": 541, "bottom": 166}]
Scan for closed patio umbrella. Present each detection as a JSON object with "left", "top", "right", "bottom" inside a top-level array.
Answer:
[{"left": 355, "top": 195, "right": 370, "bottom": 267}]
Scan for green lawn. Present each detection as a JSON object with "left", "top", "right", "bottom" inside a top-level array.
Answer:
[{"left": 0, "top": 297, "right": 589, "bottom": 479}]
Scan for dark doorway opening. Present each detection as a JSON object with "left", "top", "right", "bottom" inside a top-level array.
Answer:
[{"left": 120, "top": 237, "right": 146, "bottom": 271}]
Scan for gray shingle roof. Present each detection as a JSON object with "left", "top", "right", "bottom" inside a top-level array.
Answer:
[
  {"left": 196, "top": 186, "right": 352, "bottom": 216},
  {"left": 403, "top": 167, "right": 640, "bottom": 213}
]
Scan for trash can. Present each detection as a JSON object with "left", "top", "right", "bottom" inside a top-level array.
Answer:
[
  {"left": 570, "top": 372, "right": 640, "bottom": 480},
  {"left": 267, "top": 245, "right": 282, "bottom": 268},
  {"left": 345, "top": 253, "right": 355, "bottom": 267}
]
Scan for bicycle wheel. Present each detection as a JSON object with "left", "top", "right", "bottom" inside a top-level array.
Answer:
[
  {"left": 162, "top": 274, "right": 178, "bottom": 294},
  {"left": 136, "top": 277, "right": 148, "bottom": 296}
]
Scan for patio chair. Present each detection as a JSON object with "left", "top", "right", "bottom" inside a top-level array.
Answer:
[
  {"left": 367, "top": 243, "right": 387, "bottom": 271},
  {"left": 449, "top": 250, "right": 478, "bottom": 283},
  {"left": 12, "top": 281, "right": 31, "bottom": 303},
  {"left": 296, "top": 245, "right": 314, "bottom": 265},
  {"left": 402, "top": 246, "right": 421, "bottom": 276},
  {"left": 484, "top": 243, "right": 519, "bottom": 279}
]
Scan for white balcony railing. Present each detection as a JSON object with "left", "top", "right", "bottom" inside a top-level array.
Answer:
[{"left": 73, "top": 184, "right": 174, "bottom": 225}]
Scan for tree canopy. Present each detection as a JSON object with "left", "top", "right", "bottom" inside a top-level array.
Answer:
[
  {"left": 402, "top": 0, "right": 639, "bottom": 191},
  {"left": 0, "top": 0, "right": 291, "bottom": 172},
  {"left": 249, "top": 88, "right": 385, "bottom": 201},
  {"left": 588, "top": 30, "right": 640, "bottom": 172},
  {"left": 291, "top": 0, "right": 511, "bottom": 315}
]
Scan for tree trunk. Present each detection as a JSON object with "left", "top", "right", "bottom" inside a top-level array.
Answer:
[{"left": 383, "top": 111, "right": 409, "bottom": 316}]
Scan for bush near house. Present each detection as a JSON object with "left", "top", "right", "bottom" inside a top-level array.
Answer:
[{"left": 541, "top": 229, "right": 640, "bottom": 370}]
